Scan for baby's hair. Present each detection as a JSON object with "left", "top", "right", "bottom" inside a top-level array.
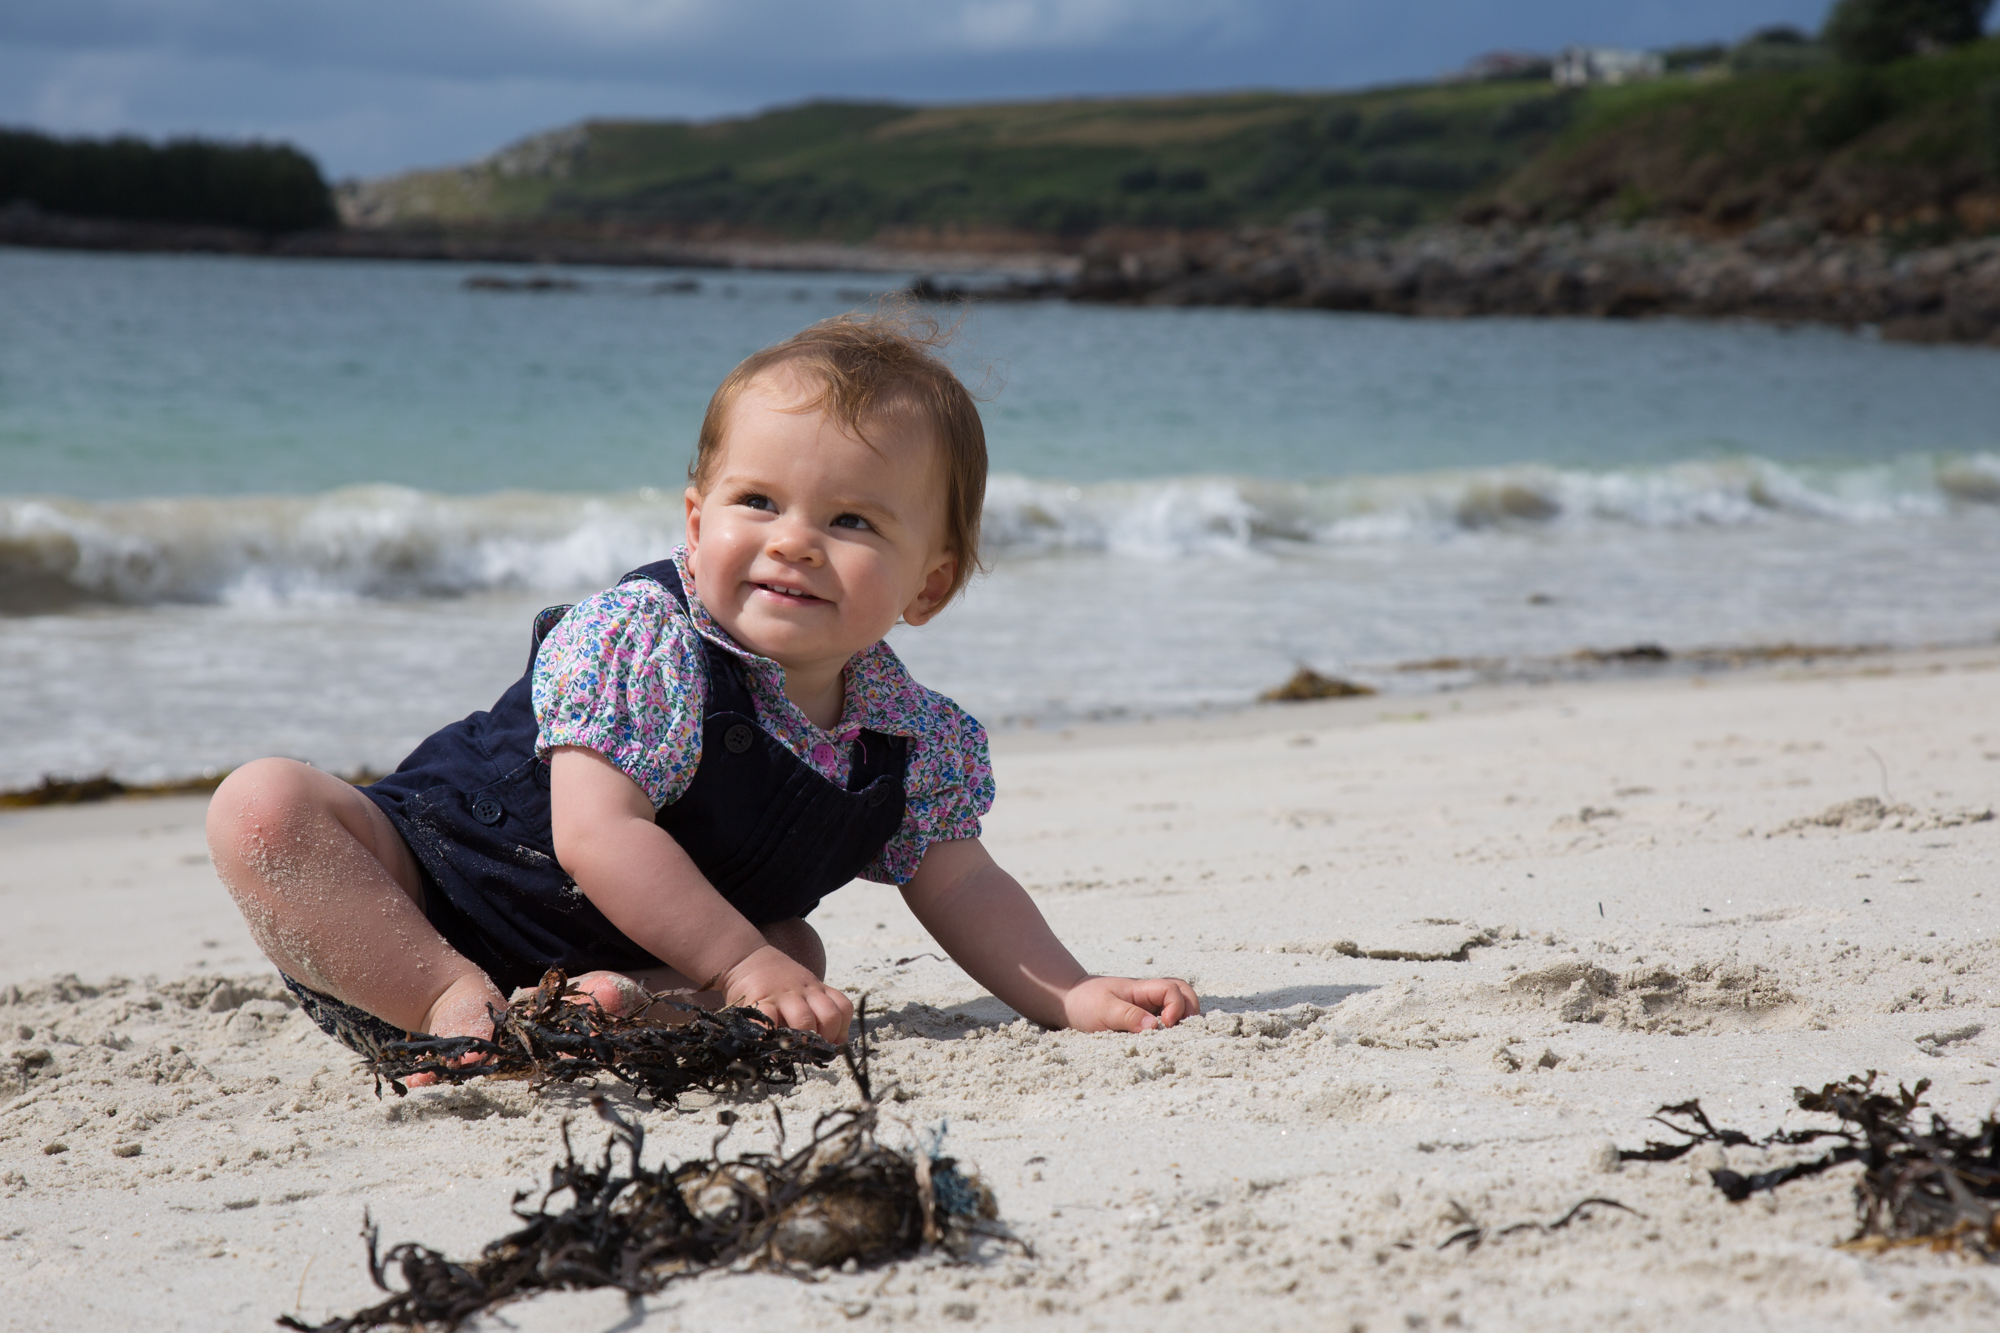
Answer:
[{"left": 691, "top": 307, "right": 988, "bottom": 604}]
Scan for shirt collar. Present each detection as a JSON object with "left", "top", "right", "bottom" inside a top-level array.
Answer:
[{"left": 671, "top": 547, "right": 922, "bottom": 740}]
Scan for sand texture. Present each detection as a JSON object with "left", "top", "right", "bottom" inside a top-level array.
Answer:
[{"left": 3, "top": 650, "right": 1998, "bottom": 1330}]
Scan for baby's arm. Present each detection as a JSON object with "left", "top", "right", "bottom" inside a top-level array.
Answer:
[
  {"left": 901, "top": 838, "right": 1199, "bottom": 1032},
  {"left": 549, "top": 746, "right": 853, "bottom": 1040}
]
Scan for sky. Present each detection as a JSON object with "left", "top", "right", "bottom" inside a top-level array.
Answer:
[{"left": 1, "top": 1, "right": 1849, "bottom": 180}]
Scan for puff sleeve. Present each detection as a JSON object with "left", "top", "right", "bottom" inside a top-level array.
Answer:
[
  {"left": 861, "top": 700, "right": 995, "bottom": 885},
  {"left": 530, "top": 580, "right": 708, "bottom": 809}
]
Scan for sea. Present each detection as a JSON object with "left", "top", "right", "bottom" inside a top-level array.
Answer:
[{"left": 3, "top": 245, "right": 1998, "bottom": 789}]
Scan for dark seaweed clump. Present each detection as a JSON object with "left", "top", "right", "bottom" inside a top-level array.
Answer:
[
  {"left": 286, "top": 1016, "right": 1013, "bottom": 1332},
  {"left": 366, "top": 969, "right": 837, "bottom": 1104},
  {"left": 1620, "top": 1072, "right": 2000, "bottom": 1257},
  {"left": 1259, "top": 666, "right": 1377, "bottom": 702}
]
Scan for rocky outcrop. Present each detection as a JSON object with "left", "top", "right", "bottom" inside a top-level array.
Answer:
[{"left": 1066, "top": 218, "right": 2000, "bottom": 345}]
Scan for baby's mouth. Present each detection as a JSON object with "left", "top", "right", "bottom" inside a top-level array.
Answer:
[{"left": 754, "top": 581, "right": 826, "bottom": 604}]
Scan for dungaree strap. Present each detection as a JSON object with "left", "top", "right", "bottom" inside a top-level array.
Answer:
[
  {"left": 521, "top": 558, "right": 686, "bottom": 679},
  {"left": 617, "top": 561, "right": 758, "bottom": 717}
]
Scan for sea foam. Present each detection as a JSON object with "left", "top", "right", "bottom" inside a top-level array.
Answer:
[{"left": 3, "top": 453, "right": 1994, "bottom": 610}]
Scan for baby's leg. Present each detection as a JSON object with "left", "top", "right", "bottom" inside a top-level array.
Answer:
[
  {"left": 206, "top": 758, "right": 503, "bottom": 1039},
  {"left": 571, "top": 917, "right": 825, "bottom": 1019}
]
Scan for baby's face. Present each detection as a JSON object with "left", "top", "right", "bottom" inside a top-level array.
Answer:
[{"left": 684, "top": 366, "right": 957, "bottom": 677}]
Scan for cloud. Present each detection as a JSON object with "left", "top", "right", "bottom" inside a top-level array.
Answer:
[
  {"left": 0, "top": 1, "right": 1847, "bottom": 177},
  {"left": 25, "top": 48, "right": 142, "bottom": 133},
  {"left": 1, "top": 0, "right": 1248, "bottom": 68}
]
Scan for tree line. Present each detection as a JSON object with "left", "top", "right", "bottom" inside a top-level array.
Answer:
[
  {"left": 0, "top": 130, "right": 336, "bottom": 233},
  {"left": 1824, "top": 0, "right": 1993, "bottom": 64}
]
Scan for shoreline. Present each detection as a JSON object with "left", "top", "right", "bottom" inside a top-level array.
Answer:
[
  {"left": 0, "top": 210, "right": 1080, "bottom": 281},
  {"left": 8, "top": 210, "right": 2000, "bottom": 346},
  {"left": 4, "top": 639, "right": 1985, "bottom": 806},
  {"left": 991, "top": 641, "right": 2000, "bottom": 773}
]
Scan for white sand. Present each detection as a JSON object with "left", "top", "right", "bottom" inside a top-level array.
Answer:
[{"left": 4, "top": 648, "right": 1998, "bottom": 1331}]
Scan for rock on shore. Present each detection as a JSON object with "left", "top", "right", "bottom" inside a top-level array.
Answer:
[{"left": 1067, "top": 218, "right": 2000, "bottom": 345}]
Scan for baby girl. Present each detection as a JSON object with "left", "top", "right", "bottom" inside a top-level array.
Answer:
[{"left": 207, "top": 312, "right": 1198, "bottom": 1053}]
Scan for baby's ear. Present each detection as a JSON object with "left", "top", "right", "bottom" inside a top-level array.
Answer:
[
  {"left": 683, "top": 486, "right": 704, "bottom": 556},
  {"left": 900, "top": 553, "right": 958, "bottom": 627}
]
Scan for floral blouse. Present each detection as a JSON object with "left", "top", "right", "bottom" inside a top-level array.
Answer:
[{"left": 530, "top": 549, "right": 993, "bottom": 884}]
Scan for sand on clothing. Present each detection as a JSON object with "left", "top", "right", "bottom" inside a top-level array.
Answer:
[{"left": 3, "top": 648, "right": 1998, "bottom": 1331}]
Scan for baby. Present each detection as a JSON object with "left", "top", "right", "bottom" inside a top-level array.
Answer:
[{"left": 207, "top": 313, "right": 1198, "bottom": 1054}]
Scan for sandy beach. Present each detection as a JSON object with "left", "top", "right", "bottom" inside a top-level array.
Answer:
[{"left": 4, "top": 648, "right": 1998, "bottom": 1331}]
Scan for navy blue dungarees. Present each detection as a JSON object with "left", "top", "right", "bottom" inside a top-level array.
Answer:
[{"left": 285, "top": 559, "right": 910, "bottom": 1053}]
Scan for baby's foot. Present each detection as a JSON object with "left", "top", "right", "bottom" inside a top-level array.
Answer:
[
  {"left": 408, "top": 973, "right": 506, "bottom": 1086},
  {"left": 565, "top": 970, "right": 652, "bottom": 1019},
  {"left": 422, "top": 972, "right": 506, "bottom": 1039}
]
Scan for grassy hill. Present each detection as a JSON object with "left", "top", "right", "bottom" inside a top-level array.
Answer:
[
  {"left": 342, "top": 80, "right": 1581, "bottom": 240},
  {"left": 1487, "top": 35, "right": 2000, "bottom": 237},
  {"left": 344, "top": 37, "right": 2000, "bottom": 245}
]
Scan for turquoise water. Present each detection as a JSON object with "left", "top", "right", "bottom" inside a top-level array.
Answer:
[
  {"left": 3, "top": 246, "right": 1998, "bottom": 784},
  {"left": 5, "top": 249, "right": 1998, "bottom": 497}
]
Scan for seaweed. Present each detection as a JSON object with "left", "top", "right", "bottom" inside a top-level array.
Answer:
[
  {"left": 1259, "top": 667, "right": 1377, "bottom": 702},
  {"left": 0, "top": 767, "right": 384, "bottom": 808},
  {"left": 284, "top": 1009, "right": 1017, "bottom": 1332},
  {"left": 365, "top": 969, "right": 838, "bottom": 1105},
  {"left": 1438, "top": 1197, "right": 1643, "bottom": 1252},
  {"left": 0, "top": 772, "right": 223, "bottom": 807},
  {"left": 1618, "top": 1072, "right": 2000, "bottom": 1257}
]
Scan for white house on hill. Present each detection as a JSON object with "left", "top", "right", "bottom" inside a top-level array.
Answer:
[{"left": 1552, "top": 46, "right": 1666, "bottom": 87}]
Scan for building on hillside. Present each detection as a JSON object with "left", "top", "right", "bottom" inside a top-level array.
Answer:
[{"left": 1552, "top": 46, "right": 1666, "bottom": 87}]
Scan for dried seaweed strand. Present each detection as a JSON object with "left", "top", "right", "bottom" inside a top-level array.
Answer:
[
  {"left": 365, "top": 969, "right": 837, "bottom": 1105},
  {"left": 1438, "top": 1197, "right": 1643, "bottom": 1252},
  {"left": 1618, "top": 1072, "right": 2000, "bottom": 1258},
  {"left": 283, "top": 1005, "right": 1019, "bottom": 1332}
]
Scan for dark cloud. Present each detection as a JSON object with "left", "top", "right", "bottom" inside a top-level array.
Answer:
[{"left": 2, "top": 1, "right": 1842, "bottom": 177}]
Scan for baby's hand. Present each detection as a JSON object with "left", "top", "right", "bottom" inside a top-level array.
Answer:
[
  {"left": 1060, "top": 976, "right": 1200, "bottom": 1033},
  {"left": 720, "top": 944, "right": 854, "bottom": 1043}
]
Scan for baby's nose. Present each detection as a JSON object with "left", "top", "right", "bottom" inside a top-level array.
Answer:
[{"left": 766, "top": 526, "right": 824, "bottom": 564}]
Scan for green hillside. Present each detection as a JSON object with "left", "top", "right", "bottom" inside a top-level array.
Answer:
[
  {"left": 1487, "top": 35, "right": 2000, "bottom": 235},
  {"left": 344, "top": 80, "right": 1581, "bottom": 238},
  {"left": 345, "top": 35, "right": 2000, "bottom": 243}
]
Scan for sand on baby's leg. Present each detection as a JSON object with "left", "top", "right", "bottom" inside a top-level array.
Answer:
[{"left": 206, "top": 758, "right": 503, "bottom": 1040}]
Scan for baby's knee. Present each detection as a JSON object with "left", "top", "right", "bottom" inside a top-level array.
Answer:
[
  {"left": 761, "top": 918, "right": 826, "bottom": 980},
  {"left": 206, "top": 758, "right": 325, "bottom": 875}
]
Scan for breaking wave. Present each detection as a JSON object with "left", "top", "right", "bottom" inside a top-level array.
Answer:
[
  {"left": 984, "top": 452, "right": 2000, "bottom": 555},
  {"left": 0, "top": 487, "right": 686, "bottom": 613},
  {"left": 5, "top": 453, "right": 1996, "bottom": 611}
]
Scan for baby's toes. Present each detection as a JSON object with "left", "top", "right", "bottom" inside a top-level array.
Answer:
[{"left": 568, "top": 970, "right": 650, "bottom": 1018}]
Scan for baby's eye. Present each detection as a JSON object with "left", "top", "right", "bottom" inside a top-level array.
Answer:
[
  {"left": 830, "top": 512, "right": 873, "bottom": 531},
  {"left": 736, "top": 493, "right": 774, "bottom": 512}
]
